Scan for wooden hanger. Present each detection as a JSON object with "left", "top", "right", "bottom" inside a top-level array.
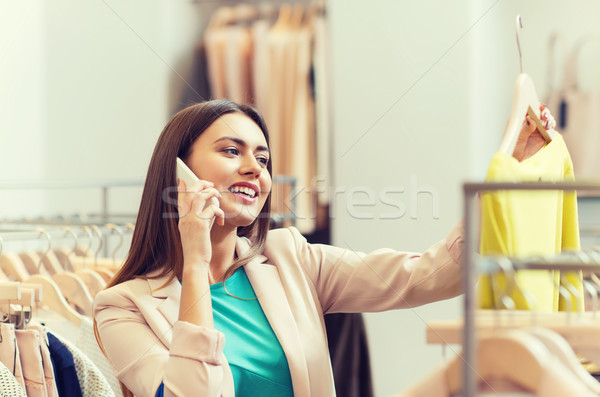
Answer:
[
  {"left": 0, "top": 252, "right": 30, "bottom": 282},
  {"left": 0, "top": 283, "right": 35, "bottom": 329},
  {"left": 498, "top": 16, "right": 556, "bottom": 156},
  {"left": 233, "top": 4, "right": 258, "bottom": 25},
  {"left": 26, "top": 274, "right": 82, "bottom": 326},
  {"left": 207, "top": 6, "right": 236, "bottom": 30},
  {"left": 0, "top": 281, "right": 21, "bottom": 301},
  {"left": 447, "top": 330, "right": 547, "bottom": 394},
  {"left": 19, "top": 251, "right": 57, "bottom": 278},
  {"left": 272, "top": 4, "right": 292, "bottom": 31},
  {"left": 32, "top": 228, "right": 63, "bottom": 275},
  {"left": 0, "top": 235, "right": 31, "bottom": 282},
  {"left": 36, "top": 250, "right": 64, "bottom": 275},
  {"left": 51, "top": 272, "right": 93, "bottom": 316},
  {"left": 70, "top": 226, "right": 106, "bottom": 297},
  {"left": 527, "top": 326, "right": 600, "bottom": 394}
]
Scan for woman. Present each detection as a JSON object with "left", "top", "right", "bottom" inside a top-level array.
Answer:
[{"left": 94, "top": 99, "right": 464, "bottom": 397}]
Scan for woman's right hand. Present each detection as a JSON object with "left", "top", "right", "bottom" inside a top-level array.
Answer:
[{"left": 177, "top": 178, "right": 225, "bottom": 267}]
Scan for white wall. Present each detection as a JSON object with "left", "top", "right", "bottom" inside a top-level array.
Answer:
[
  {"left": 328, "top": 1, "right": 470, "bottom": 395},
  {"left": 0, "top": 1, "right": 46, "bottom": 217}
]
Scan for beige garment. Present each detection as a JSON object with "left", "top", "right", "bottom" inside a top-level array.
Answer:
[
  {"left": 14, "top": 329, "right": 47, "bottom": 397},
  {"left": 26, "top": 325, "right": 59, "bottom": 397},
  {"left": 312, "top": 14, "right": 332, "bottom": 207},
  {"left": 224, "top": 25, "right": 254, "bottom": 104},
  {"left": 0, "top": 323, "right": 25, "bottom": 391},
  {"left": 252, "top": 18, "right": 271, "bottom": 112},
  {"left": 204, "top": 27, "right": 228, "bottom": 99},
  {"left": 264, "top": 28, "right": 291, "bottom": 220},
  {"left": 289, "top": 26, "right": 317, "bottom": 233},
  {"left": 264, "top": 24, "right": 318, "bottom": 233},
  {"left": 265, "top": 27, "right": 310, "bottom": 229},
  {"left": 94, "top": 222, "right": 464, "bottom": 397}
]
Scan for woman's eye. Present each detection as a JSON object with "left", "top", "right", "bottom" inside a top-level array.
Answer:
[
  {"left": 223, "top": 148, "right": 239, "bottom": 155},
  {"left": 256, "top": 156, "right": 269, "bottom": 166}
]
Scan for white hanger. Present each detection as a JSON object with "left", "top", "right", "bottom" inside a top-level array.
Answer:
[{"left": 498, "top": 15, "right": 556, "bottom": 156}]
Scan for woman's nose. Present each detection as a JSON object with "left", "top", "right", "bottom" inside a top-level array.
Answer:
[{"left": 240, "top": 155, "right": 262, "bottom": 177}]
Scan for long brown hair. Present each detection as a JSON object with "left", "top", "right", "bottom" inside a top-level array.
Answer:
[{"left": 95, "top": 99, "right": 272, "bottom": 396}]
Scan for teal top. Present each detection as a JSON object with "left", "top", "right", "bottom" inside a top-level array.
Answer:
[{"left": 210, "top": 267, "right": 294, "bottom": 396}]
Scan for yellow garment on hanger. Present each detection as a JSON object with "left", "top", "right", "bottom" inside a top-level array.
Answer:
[{"left": 478, "top": 133, "right": 582, "bottom": 312}]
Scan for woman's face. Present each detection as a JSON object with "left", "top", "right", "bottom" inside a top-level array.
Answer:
[{"left": 185, "top": 113, "right": 272, "bottom": 227}]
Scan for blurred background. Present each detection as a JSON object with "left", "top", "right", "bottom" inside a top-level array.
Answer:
[{"left": 3, "top": 0, "right": 600, "bottom": 395}]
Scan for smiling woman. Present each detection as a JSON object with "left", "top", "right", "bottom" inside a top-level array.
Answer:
[
  {"left": 182, "top": 113, "right": 272, "bottom": 227},
  {"left": 93, "top": 99, "right": 465, "bottom": 397}
]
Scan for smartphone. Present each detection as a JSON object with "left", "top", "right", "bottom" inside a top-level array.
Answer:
[{"left": 176, "top": 157, "right": 219, "bottom": 227}]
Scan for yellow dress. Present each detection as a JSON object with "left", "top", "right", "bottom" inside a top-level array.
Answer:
[{"left": 478, "top": 133, "right": 582, "bottom": 312}]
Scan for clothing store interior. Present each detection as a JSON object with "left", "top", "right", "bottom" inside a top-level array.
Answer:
[{"left": 3, "top": 0, "right": 600, "bottom": 396}]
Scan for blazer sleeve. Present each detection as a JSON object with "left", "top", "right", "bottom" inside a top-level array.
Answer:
[
  {"left": 290, "top": 221, "right": 464, "bottom": 314},
  {"left": 94, "top": 286, "right": 226, "bottom": 397}
]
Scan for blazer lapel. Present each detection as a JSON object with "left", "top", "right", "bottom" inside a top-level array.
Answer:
[
  {"left": 146, "top": 273, "right": 181, "bottom": 347},
  {"left": 239, "top": 238, "right": 311, "bottom": 396}
]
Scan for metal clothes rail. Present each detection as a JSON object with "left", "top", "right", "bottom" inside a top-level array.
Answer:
[
  {"left": 0, "top": 176, "right": 299, "bottom": 227},
  {"left": 461, "top": 181, "right": 600, "bottom": 397},
  {"left": 0, "top": 179, "right": 144, "bottom": 225}
]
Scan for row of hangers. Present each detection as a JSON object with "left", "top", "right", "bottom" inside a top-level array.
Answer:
[
  {"left": 425, "top": 251, "right": 600, "bottom": 396},
  {"left": 207, "top": 1, "right": 326, "bottom": 31},
  {"left": 0, "top": 223, "right": 132, "bottom": 328}
]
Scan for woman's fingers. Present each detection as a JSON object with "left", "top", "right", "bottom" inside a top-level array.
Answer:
[
  {"left": 190, "top": 188, "right": 221, "bottom": 221},
  {"left": 215, "top": 207, "right": 225, "bottom": 227},
  {"left": 177, "top": 179, "right": 219, "bottom": 219}
]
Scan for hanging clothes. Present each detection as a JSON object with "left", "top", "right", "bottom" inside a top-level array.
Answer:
[
  {"left": 223, "top": 25, "right": 254, "bottom": 105},
  {"left": 324, "top": 313, "right": 373, "bottom": 397},
  {"left": 312, "top": 10, "right": 332, "bottom": 210},
  {"left": 205, "top": 23, "right": 229, "bottom": 100},
  {"left": 203, "top": 5, "right": 321, "bottom": 234},
  {"left": 251, "top": 16, "right": 271, "bottom": 113},
  {"left": 14, "top": 328, "right": 49, "bottom": 397},
  {"left": 546, "top": 38, "right": 600, "bottom": 183},
  {"left": 47, "top": 332, "right": 83, "bottom": 397},
  {"left": 0, "top": 360, "right": 26, "bottom": 397},
  {"left": 263, "top": 16, "right": 318, "bottom": 234},
  {"left": 478, "top": 133, "right": 582, "bottom": 311},
  {"left": 26, "top": 324, "right": 59, "bottom": 397},
  {"left": 75, "top": 317, "right": 122, "bottom": 397},
  {"left": 50, "top": 332, "right": 115, "bottom": 397},
  {"left": 0, "top": 323, "right": 26, "bottom": 392}
]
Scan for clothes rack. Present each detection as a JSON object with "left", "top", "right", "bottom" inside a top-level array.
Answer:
[
  {"left": 0, "top": 175, "right": 298, "bottom": 231},
  {"left": 461, "top": 181, "right": 600, "bottom": 397}
]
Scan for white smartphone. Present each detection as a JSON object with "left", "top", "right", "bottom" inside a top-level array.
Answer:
[{"left": 176, "top": 157, "right": 219, "bottom": 227}]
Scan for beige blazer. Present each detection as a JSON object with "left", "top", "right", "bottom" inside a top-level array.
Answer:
[{"left": 94, "top": 224, "right": 464, "bottom": 397}]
